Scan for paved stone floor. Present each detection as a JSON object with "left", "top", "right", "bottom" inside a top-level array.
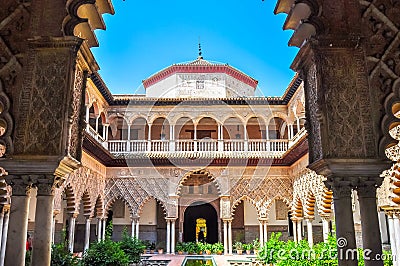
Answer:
[{"left": 144, "top": 254, "right": 257, "bottom": 266}]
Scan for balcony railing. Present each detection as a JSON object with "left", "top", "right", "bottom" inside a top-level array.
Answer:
[
  {"left": 86, "top": 126, "right": 307, "bottom": 158},
  {"left": 107, "top": 138, "right": 290, "bottom": 157}
]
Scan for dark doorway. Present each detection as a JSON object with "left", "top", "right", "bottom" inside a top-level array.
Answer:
[{"left": 184, "top": 202, "right": 218, "bottom": 243}]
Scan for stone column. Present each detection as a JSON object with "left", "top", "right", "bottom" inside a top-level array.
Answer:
[
  {"left": 0, "top": 211, "right": 4, "bottom": 251},
  {"left": 97, "top": 218, "right": 102, "bottom": 242},
  {"left": 290, "top": 124, "right": 294, "bottom": 139},
  {"left": 68, "top": 213, "right": 78, "bottom": 252},
  {"left": 0, "top": 207, "right": 10, "bottom": 266},
  {"left": 321, "top": 216, "right": 331, "bottom": 243},
  {"left": 51, "top": 210, "right": 59, "bottom": 244},
  {"left": 228, "top": 220, "right": 232, "bottom": 255},
  {"left": 85, "top": 105, "right": 90, "bottom": 130},
  {"left": 170, "top": 124, "right": 175, "bottom": 151},
  {"left": 259, "top": 220, "right": 264, "bottom": 247},
  {"left": 5, "top": 183, "right": 31, "bottom": 266},
  {"left": 263, "top": 220, "right": 268, "bottom": 242},
  {"left": 84, "top": 217, "right": 91, "bottom": 252},
  {"left": 393, "top": 211, "right": 400, "bottom": 266},
  {"left": 357, "top": 181, "right": 383, "bottom": 266},
  {"left": 292, "top": 219, "right": 298, "bottom": 243},
  {"left": 218, "top": 124, "right": 223, "bottom": 151},
  {"left": 131, "top": 219, "right": 136, "bottom": 237},
  {"left": 31, "top": 182, "right": 55, "bottom": 266},
  {"left": 147, "top": 123, "right": 152, "bottom": 152},
  {"left": 135, "top": 219, "right": 140, "bottom": 239},
  {"left": 95, "top": 115, "right": 100, "bottom": 133},
  {"left": 166, "top": 219, "right": 171, "bottom": 254},
  {"left": 305, "top": 217, "right": 314, "bottom": 247},
  {"left": 103, "top": 124, "right": 109, "bottom": 140},
  {"left": 171, "top": 219, "right": 176, "bottom": 254},
  {"left": 102, "top": 219, "right": 106, "bottom": 240},
  {"left": 297, "top": 219, "right": 303, "bottom": 241},
  {"left": 386, "top": 211, "right": 398, "bottom": 266},
  {"left": 223, "top": 220, "right": 228, "bottom": 255},
  {"left": 331, "top": 181, "right": 358, "bottom": 266}
]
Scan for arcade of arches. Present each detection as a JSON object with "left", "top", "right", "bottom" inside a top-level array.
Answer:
[{"left": 1, "top": 1, "right": 400, "bottom": 266}]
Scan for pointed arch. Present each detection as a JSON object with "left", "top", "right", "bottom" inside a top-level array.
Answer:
[
  {"left": 231, "top": 195, "right": 259, "bottom": 217},
  {"left": 137, "top": 195, "right": 167, "bottom": 218},
  {"left": 104, "top": 196, "right": 135, "bottom": 218}
]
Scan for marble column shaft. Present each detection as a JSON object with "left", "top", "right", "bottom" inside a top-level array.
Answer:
[
  {"left": 332, "top": 182, "right": 357, "bottom": 266},
  {"left": 0, "top": 211, "right": 9, "bottom": 266},
  {"left": 5, "top": 185, "right": 31, "bottom": 266},
  {"left": 84, "top": 217, "right": 91, "bottom": 251},
  {"left": 386, "top": 212, "right": 398, "bottom": 266},
  {"left": 31, "top": 184, "right": 55, "bottom": 266},
  {"left": 171, "top": 220, "right": 176, "bottom": 254},
  {"left": 68, "top": 214, "right": 77, "bottom": 252},
  {"left": 393, "top": 212, "right": 400, "bottom": 266},
  {"left": 306, "top": 218, "right": 314, "bottom": 247},
  {"left": 166, "top": 220, "right": 171, "bottom": 254},
  {"left": 357, "top": 183, "right": 383, "bottom": 266},
  {"left": 223, "top": 221, "right": 228, "bottom": 255},
  {"left": 228, "top": 220, "right": 232, "bottom": 255}
]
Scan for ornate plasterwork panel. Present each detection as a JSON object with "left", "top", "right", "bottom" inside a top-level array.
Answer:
[
  {"left": 303, "top": 63, "right": 323, "bottom": 163},
  {"left": 229, "top": 174, "right": 293, "bottom": 219},
  {"left": 54, "top": 166, "right": 106, "bottom": 217},
  {"left": 0, "top": 1, "right": 30, "bottom": 156},
  {"left": 104, "top": 177, "right": 147, "bottom": 217},
  {"left": 13, "top": 37, "right": 83, "bottom": 158},
  {"left": 360, "top": 0, "right": 400, "bottom": 156}
]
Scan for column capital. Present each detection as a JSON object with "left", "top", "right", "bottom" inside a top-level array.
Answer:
[
  {"left": 326, "top": 179, "right": 355, "bottom": 199},
  {"left": 222, "top": 218, "right": 233, "bottom": 223},
  {"left": 36, "top": 179, "right": 57, "bottom": 196},
  {"left": 356, "top": 178, "right": 382, "bottom": 198},
  {"left": 393, "top": 209, "right": 400, "bottom": 218},
  {"left": 166, "top": 217, "right": 177, "bottom": 222},
  {"left": 7, "top": 177, "right": 32, "bottom": 196}
]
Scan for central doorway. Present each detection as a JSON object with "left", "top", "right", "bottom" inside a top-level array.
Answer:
[{"left": 183, "top": 202, "right": 218, "bottom": 243}]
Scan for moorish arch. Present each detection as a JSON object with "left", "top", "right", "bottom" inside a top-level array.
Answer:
[
  {"left": 176, "top": 169, "right": 222, "bottom": 196},
  {"left": 231, "top": 195, "right": 259, "bottom": 217},
  {"left": 104, "top": 196, "right": 135, "bottom": 220}
]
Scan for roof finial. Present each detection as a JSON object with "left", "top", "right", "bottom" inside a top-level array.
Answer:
[{"left": 198, "top": 37, "right": 203, "bottom": 59}]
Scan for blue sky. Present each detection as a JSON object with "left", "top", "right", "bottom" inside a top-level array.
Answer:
[{"left": 92, "top": 0, "right": 299, "bottom": 96}]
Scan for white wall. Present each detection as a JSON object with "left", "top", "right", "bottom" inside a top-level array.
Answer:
[
  {"left": 145, "top": 73, "right": 255, "bottom": 98},
  {"left": 244, "top": 200, "right": 259, "bottom": 225},
  {"left": 139, "top": 198, "right": 157, "bottom": 225},
  {"left": 268, "top": 200, "right": 290, "bottom": 226}
]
